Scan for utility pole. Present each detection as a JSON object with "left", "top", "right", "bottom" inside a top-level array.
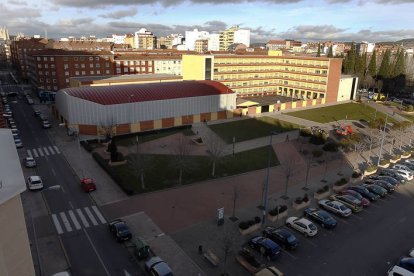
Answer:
[{"left": 377, "top": 114, "right": 388, "bottom": 166}]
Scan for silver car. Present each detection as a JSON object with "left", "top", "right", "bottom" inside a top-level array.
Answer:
[
  {"left": 23, "top": 157, "right": 36, "bottom": 168},
  {"left": 318, "top": 199, "right": 352, "bottom": 217}
]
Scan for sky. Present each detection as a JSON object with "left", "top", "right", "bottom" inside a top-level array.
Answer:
[{"left": 1, "top": 0, "right": 414, "bottom": 43}]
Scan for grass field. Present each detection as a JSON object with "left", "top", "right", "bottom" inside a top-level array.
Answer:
[
  {"left": 288, "top": 102, "right": 397, "bottom": 124},
  {"left": 111, "top": 146, "right": 279, "bottom": 194},
  {"left": 208, "top": 117, "right": 301, "bottom": 143}
]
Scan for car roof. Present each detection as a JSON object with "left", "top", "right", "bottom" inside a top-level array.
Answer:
[
  {"left": 296, "top": 218, "right": 313, "bottom": 225},
  {"left": 29, "top": 176, "right": 41, "bottom": 181}
]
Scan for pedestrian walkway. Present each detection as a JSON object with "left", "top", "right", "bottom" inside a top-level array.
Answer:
[
  {"left": 27, "top": 145, "right": 60, "bottom": 158},
  {"left": 51, "top": 205, "right": 107, "bottom": 234}
]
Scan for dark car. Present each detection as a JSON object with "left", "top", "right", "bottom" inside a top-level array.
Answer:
[
  {"left": 362, "top": 184, "right": 387, "bottom": 197},
  {"left": 330, "top": 194, "right": 363, "bottom": 213},
  {"left": 34, "top": 110, "right": 41, "bottom": 117},
  {"left": 368, "top": 175, "right": 400, "bottom": 187},
  {"left": 304, "top": 208, "right": 337, "bottom": 229},
  {"left": 248, "top": 236, "right": 281, "bottom": 260},
  {"left": 365, "top": 179, "right": 395, "bottom": 193},
  {"left": 145, "top": 256, "right": 173, "bottom": 276},
  {"left": 398, "top": 257, "right": 414, "bottom": 273},
  {"left": 380, "top": 169, "right": 406, "bottom": 183},
  {"left": 263, "top": 226, "right": 299, "bottom": 250},
  {"left": 108, "top": 219, "right": 132, "bottom": 242},
  {"left": 339, "top": 189, "right": 370, "bottom": 207},
  {"left": 348, "top": 185, "right": 380, "bottom": 202}
]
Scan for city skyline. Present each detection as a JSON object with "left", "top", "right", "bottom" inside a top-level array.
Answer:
[{"left": 1, "top": 0, "right": 414, "bottom": 43}]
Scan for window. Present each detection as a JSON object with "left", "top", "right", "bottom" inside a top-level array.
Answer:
[
  {"left": 81, "top": 64, "right": 85, "bottom": 68},
  {"left": 45, "top": 71, "right": 49, "bottom": 76},
  {"left": 65, "top": 78, "right": 69, "bottom": 83},
  {"left": 90, "top": 71, "right": 94, "bottom": 75},
  {"left": 80, "top": 57, "right": 85, "bottom": 61},
  {"left": 46, "top": 79, "right": 50, "bottom": 83},
  {"left": 44, "top": 64, "right": 49, "bottom": 69},
  {"left": 74, "top": 57, "right": 78, "bottom": 61},
  {"left": 53, "top": 79, "right": 57, "bottom": 83},
  {"left": 95, "top": 57, "right": 99, "bottom": 61},
  {"left": 105, "top": 62, "right": 110, "bottom": 68},
  {"left": 64, "top": 64, "right": 69, "bottom": 70},
  {"left": 123, "top": 68, "right": 128, "bottom": 73},
  {"left": 96, "top": 63, "right": 100, "bottom": 68},
  {"left": 65, "top": 72, "right": 69, "bottom": 76},
  {"left": 52, "top": 72, "right": 56, "bottom": 76},
  {"left": 37, "top": 64, "right": 42, "bottom": 68},
  {"left": 43, "top": 57, "right": 48, "bottom": 61},
  {"left": 106, "top": 70, "right": 110, "bottom": 74},
  {"left": 75, "top": 71, "right": 79, "bottom": 75},
  {"left": 116, "top": 68, "right": 121, "bottom": 74},
  {"left": 96, "top": 70, "right": 101, "bottom": 74},
  {"left": 51, "top": 64, "right": 55, "bottom": 69},
  {"left": 89, "top": 57, "right": 93, "bottom": 61},
  {"left": 47, "top": 85, "right": 51, "bottom": 90},
  {"left": 82, "top": 71, "right": 85, "bottom": 75},
  {"left": 39, "top": 78, "right": 43, "bottom": 82},
  {"left": 38, "top": 71, "right": 43, "bottom": 75},
  {"left": 37, "top": 57, "right": 41, "bottom": 61},
  {"left": 75, "top": 64, "right": 79, "bottom": 69},
  {"left": 53, "top": 86, "right": 58, "bottom": 90},
  {"left": 89, "top": 63, "right": 94, "bottom": 68},
  {"left": 50, "top": 57, "right": 54, "bottom": 61},
  {"left": 63, "top": 57, "right": 68, "bottom": 61}
]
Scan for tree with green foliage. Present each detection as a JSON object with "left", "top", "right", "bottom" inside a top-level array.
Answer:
[
  {"left": 378, "top": 49, "right": 391, "bottom": 79},
  {"left": 327, "top": 45, "right": 333, "bottom": 58},
  {"left": 368, "top": 51, "right": 377, "bottom": 77},
  {"left": 355, "top": 54, "right": 365, "bottom": 78},
  {"left": 392, "top": 48, "right": 405, "bottom": 77},
  {"left": 347, "top": 42, "right": 356, "bottom": 75},
  {"left": 316, "top": 44, "right": 321, "bottom": 57}
]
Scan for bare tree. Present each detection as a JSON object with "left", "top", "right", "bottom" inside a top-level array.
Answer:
[
  {"left": 99, "top": 116, "right": 117, "bottom": 142},
  {"left": 206, "top": 134, "right": 227, "bottom": 177},
  {"left": 281, "top": 156, "right": 300, "bottom": 198},
  {"left": 127, "top": 138, "right": 152, "bottom": 190},
  {"left": 230, "top": 185, "right": 240, "bottom": 221},
  {"left": 363, "top": 75, "right": 375, "bottom": 90},
  {"left": 171, "top": 135, "right": 193, "bottom": 185}
]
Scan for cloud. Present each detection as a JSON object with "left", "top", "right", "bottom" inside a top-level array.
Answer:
[
  {"left": 0, "top": 3, "right": 41, "bottom": 18},
  {"left": 375, "top": 0, "right": 414, "bottom": 3},
  {"left": 277, "top": 24, "right": 414, "bottom": 42},
  {"left": 100, "top": 8, "right": 138, "bottom": 19},
  {"left": 7, "top": 0, "right": 27, "bottom": 5}
]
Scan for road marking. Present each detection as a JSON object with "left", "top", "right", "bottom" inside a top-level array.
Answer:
[
  {"left": 43, "top": 147, "right": 49, "bottom": 155},
  {"left": 32, "top": 148, "right": 39, "bottom": 158},
  {"left": 353, "top": 214, "right": 363, "bottom": 220},
  {"left": 301, "top": 237, "right": 318, "bottom": 247},
  {"left": 387, "top": 194, "right": 397, "bottom": 199},
  {"left": 92, "top": 206, "right": 107, "bottom": 224},
  {"left": 76, "top": 209, "right": 90, "bottom": 228},
  {"left": 51, "top": 168, "right": 56, "bottom": 176},
  {"left": 69, "top": 201, "right": 74, "bottom": 209},
  {"left": 336, "top": 217, "right": 349, "bottom": 224},
  {"left": 48, "top": 146, "right": 55, "bottom": 154},
  {"left": 82, "top": 228, "right": 111, "bottom": 276},
  {"left": 68, "top": 210, "right": 81, "bottom": 230},
  {"left": 54, "top": 146, "right": 60, "bottom": 153},
  {"left": 52, "top": 214, "right": 64, "bottom": 234},
  {"left": 27, "top": 149, "right": 32, "bottom": 157},
  {"left": 38, "top": 148, "right": 44, "bottom": 157},
  {"left": 59, "top": 212, "right": 73, "bottom": 232},
  {"left": 84, "top": 207, "right": 98, "bottom": 226}
]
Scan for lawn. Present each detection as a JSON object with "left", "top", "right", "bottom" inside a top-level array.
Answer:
[
  {"left": 288, "top": 102, "right": 397, "bottom": 124},
  {"left": 116, "top": 126, "right": 194, "bottom": 146},
  {"left": 108, "top": 146, "right": 279, "bottom": 194},
  {"left": 208, "top": 117, "right": 301, "bottom": 143}
]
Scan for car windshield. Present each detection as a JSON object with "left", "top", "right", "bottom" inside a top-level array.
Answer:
[
  {"left": 339, "top": 205, "right": 348, "bottom": 211},
  {"left": 308, "top": 224, "right": 317, "bottom": 230},
  {"left": 286, "top": 235, "right": 296, "bottom": 243},
  {"left": 31, "top": 180, "right": 41, "bottom": 184},
  {"left": 319, "top": 212, "right": 330, "bottom": 220}
]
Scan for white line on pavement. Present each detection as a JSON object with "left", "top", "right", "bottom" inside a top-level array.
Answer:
[
  {"left": 38, "top": 147, "right": 44, "bottom": 157},
  {"left": 84, "top": 207, "right": 98, "bottom": 226},
  {"left": 92, "top": 206, "right": 106, "bottom": 224},
  {"left": 43, "top": 147, "right": 49, "bottom": 155},
  {"left": 32, "top": 148, "right": 39, "bottom": 158},
  {"left": 53, "top": 146, "right": 60, "bottom": 153},
  {"left": 59, "top": 212, "right": 73, "bottom": 232},
  {"left": 282, "top": 249, "right": 298, "bottom": 260},
  {"left": 48, "top": 146, "right": 55, "bottom": 154},
  {"left": 76, "top": 209, "right": 90, "bottom": 228},
  {"left": 26, "top": 149, "right": 32, "bottom": 157},
  {"left": 51, "top": 169, "right": 56, "bottom": 176},
  {"left": 82, "top": 228, "right": 110, "bottom": 276},
  {"left": 68, "top": 210, "right": 81, "bottom": 230},
  {"left": 51, "top": 214, "right": 63, "bottom": 234}
]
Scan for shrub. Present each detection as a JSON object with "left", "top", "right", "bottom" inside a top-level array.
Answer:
[
  {"left": 316, "top": 185, "right": 329, "bottom": 194},
  {"left": 391, "top": 155, "right": 401, "bottom": 160},
  {"left": 80, "top": 140, "right": 93, "bottom": 152},
  {"left": 379, "top": 159, "right": 390, "bottom": 166},
  {"left": 268, "top": 205, "right": 287, "bottom": 216},
  {"left": 352, "top": 171, "right": 362, "bottom": 178},
  {"left": 407, "top": 105, "right": 414, "bottom": 112},
  {"left": 254, "top": 216, "right": 261, "bottom": 224},
  {"left": 309, "top": 134, "right": 326, "bottom": 145},
  {"left": 239, "top": 221, "right": 249, "bottom": 230},
  {"left": 295, "top": 197, "right": 303, "bottom": 204},
  {"left": 303, "top": 194, "right": 309, "bottom": 202},
  {"left": 366, "top": 165, "right": 377, "bottom": 173},
  {"left": 247, "top": 220, "right": 256, "bottom": 227},
  {"left": 322, "top": 142, "right": 339, "bottom": 152},
  {"left": 312, "top": 150, "right": 323, "bottom": 158},
  {"left": 334, "top": 178, "right": 348, "bottom": 186},
  {"left": 300, "top": 129, "right": 312, "bottom": 137},
  {"left": 403, "top": 151, "right": 411, "bottom": 156}
]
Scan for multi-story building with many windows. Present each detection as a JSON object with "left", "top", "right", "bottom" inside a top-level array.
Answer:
[
  {"left": 182, "top": 50, "right": 343, "bottom": 103},
  {"left": 219, "top": 26, "right": 250, "bottom": 51}
]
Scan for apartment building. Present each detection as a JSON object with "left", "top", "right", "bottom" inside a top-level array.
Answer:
[
  {"left": 0, "top": 39, "right": 11, "bottom": 66},
  {"left": 219, "top": 26, "right": 250, "bottom": 51},
  {"left": 182, "top": 50, "right": 342, "bottom": 103},
  {"left": 134, "top": 28, "right": 156, "bottom": 50},
  {"left": 29, "top": 49, "right": 114, "bottom": 91},
  {"left": 194, "top": 39, "right": 209, "bottom": 53}
]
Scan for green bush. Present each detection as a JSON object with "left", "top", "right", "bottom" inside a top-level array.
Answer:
[
  {"left": 312, "top": 150, "right": 323, "bottom": 158},
  {"left": 352, "top": 171, "right": 361, "bottom": 178},
  {"left": 334, "top": 178, "right": 348, "bottom": 186},
  {"left": 238, "top": 221, "right": 249, "bottom": 230},
  {"left": 379, "top": 159, "right": 390, "bottom": 166},
  {"left": 300, "top": 129, "right": 312, "bottom": 137},
  {"left": 366, "top": 165, "right": 377, "bottom": 173},
  {"left": 295, "top": 197, "right": 303, "bottom": 204},
  {"left": 322, "top": 142, "right": 339, "bottom": 152},
  {"left": 391, "top": 155, "right": 401, "bottom": 160},
  {"left": 268, "top": 205, "right": 287, "bottom": 216},
  {"left": 406, "top": 105, "right": 414, "bottom": 112},
  {"left": 316, "top": 185, "right": 329, "bottom": 194},
  {"left": 80, "top": 140, "right": 93, "bottom": 152},
  {"left": 403, "top": 151, "right": 411, "bottom": 156},
  {"left": 309, "top": 134, "right": 326, "bottom": 145}
]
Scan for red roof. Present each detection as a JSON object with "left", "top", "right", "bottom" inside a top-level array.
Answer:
[{"left": 60, "top": 80, "right": 233, "bottom": 105}]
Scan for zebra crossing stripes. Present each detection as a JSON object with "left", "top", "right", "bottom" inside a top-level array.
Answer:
[
  {"left": 51, "top": 206, "right": 107, "bottom": 235},
  {"left": 27, "top": 146, "right": 61, "bottom": 158}
]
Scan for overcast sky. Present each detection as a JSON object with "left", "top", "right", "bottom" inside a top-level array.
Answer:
[{"left": 2, "top": 0, "right": 414, "bottom": 43}]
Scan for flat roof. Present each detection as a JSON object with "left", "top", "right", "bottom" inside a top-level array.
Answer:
[
  {"left": 0, "top": 129, "right": 26, "bottom": 205},
  {"left": 71, "top": 74, "right": 182, "bottom": 84}
]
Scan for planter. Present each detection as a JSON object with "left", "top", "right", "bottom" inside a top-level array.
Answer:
[
  {"left": 378, "top": 163, "right": 390, "bottom": 168},
  {"left": 267, "top": 210, "right": 288, "bottom": 222},
  {"left": 313, "top": 189, "right": 331, "bottom": 200},
  {"left": 239, "top": 223, "right": 261, "bottom": 235},
  {"left": 390, "top": 157, "right": 401, "bottom": 164},
  {"left": 402, "top": 153, "right": 411, "bottom": 159},
  {"left": 364, "top": 168, "right": 377, "bottom": 176},
  {"left": 109, "top": 160, "right": 127, "bottom": 166},
  {"left": 293, "top": 200, "right": 311, "bottom": 210},
  {"left": 333, "top": 182, "right": 349, "bottom": 192}
]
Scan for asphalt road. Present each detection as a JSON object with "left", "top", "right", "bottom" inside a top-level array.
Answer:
[
  {"left": 257, "top": 184, "right": 414, "bottom": 276},
  {"left": 6, "top": 85, "right": 141, "bottom": 276}
]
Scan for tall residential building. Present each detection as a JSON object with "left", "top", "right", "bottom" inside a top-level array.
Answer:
[
  {"left": 0, "top": 26, "right": 9, "bottom": 40},
  {"left": 356, "top": 41, "right": 376, "bottom": 55},
  {"left": 112, "top": 34, "right": 127, "bottom": 44},
  {"left": 194, "top": 39, "right": 208, "bottom": 53},
  {"left": 134, "top": 28, "right": 156, "bottom": 50},
  {"left": 185, "top": 29, "right": 210, "bottom": 51},
  {"left": 182, "top": 50, "right": 342, "bottom": 103},
  {"left": 219, "top": 26, "right": 250, "bottom": 51},
  {"left": 207, "top": 34, "right": 220, "bottom": 51},
  {"left": 157, "top": 34, "right": 184, "bottom": 49},
  {"left": 124, "top": 34, "right": 134, "bottom": 48},
  {"left": 0, "top": 39, "right": 11, "bottom": 66}
]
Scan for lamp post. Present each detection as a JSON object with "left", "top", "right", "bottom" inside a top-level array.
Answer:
[
  {"left": 377, "top": 114, "right": 389, "bottom": 166},
  {"left": 232, "top": 136, "right": 235, "bottom": 156},
  {"left": 261, "top": 131, "right": 278, "bottom": 226}
]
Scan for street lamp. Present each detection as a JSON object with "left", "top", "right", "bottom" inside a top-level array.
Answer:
[
  {"left": 232, "top": 136, "right": 236, "bottom": 156},
  {"left": 261, "top": 131, "right": 278, "bottom": 226},
  {"left": 377, "top": 113, "right": 389, "bottom": 166}
]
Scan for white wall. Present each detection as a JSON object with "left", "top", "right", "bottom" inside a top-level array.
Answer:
[
  {"left": 207, "top": 34, "right": 220, "bottom": 51},
  {"left": 234, "top": 29, "right": 250, "bottom": 47},
  {"left": 185, "top": 29, "right": 209, "bottom": 51},
  {"left": 338, "top": 76, "right": 358, "bottom": 102}
]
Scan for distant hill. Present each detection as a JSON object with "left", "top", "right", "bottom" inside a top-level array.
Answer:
[{"left": 396, "top": 38, "right": 414, "bottom": 43}]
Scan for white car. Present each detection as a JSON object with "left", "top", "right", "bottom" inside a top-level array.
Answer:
[
  {"left": 405, "top": 159, "right": 414, "bottom": 165},
  {"left": 387, "top": 265, "right": 414, "bottom": 276},
  {"left": 393, "top": 164, "right": 413, "bottom": 173},
  {"left": 392, "top": 169, "right": 413, "bottom": 181},
  {"left": 27, "top": 176, "right": 43, "bottom": 190},
  {"left": 285, "top": 217, "right": 318, "bottom": 237},
  {"left": 318, "top": 199, "right": 352, "bottom": 217}
]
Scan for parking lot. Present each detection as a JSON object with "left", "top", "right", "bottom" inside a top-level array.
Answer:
[{"left": 172, "top": 170, "right": 414, "bottom": 276}]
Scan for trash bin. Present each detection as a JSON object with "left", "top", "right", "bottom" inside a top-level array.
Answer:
[{"left": 133, "top": 238, "right": 150, "bottom": 260}]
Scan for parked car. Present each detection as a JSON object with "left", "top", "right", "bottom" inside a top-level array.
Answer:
[
  {"left": 14, "top": 138, "right": 23, "bottom": 148},
  {"left": 80, "top": 178, "right": 96, "bottom": 192},
  {"left": 255, "top": 266, "right": 284, "bottom": 276},
  {"left": 387, "top": 265, "right": 414, "bottom": 276},
  {"left": 365, "top": 179, "right": 395, "bottom": 193},
  {"left": 42, "top": 120, "right": 51, "bottom": 129},
  {"left": 108, "top": 219, "right": 132, "bottom": 242},
  {"left": 330, "top": 194, "right": 363, "bottom": 213},
  {"left": 318, "top": 199, "right": 352, "bottom": 217},
  {"left": 399, "top": 257, "right": 414, "bottom": 273},
  {"left": 248, "top": 236, "right": 282, "bottom": 260},
  {"left": 391, "top": 168, "right": 413, "bottom": 181},
  {"left": 409, "top": 248, "right": 414, "bottom": 258},
  {"left": 339, "top": 189, "right": 370, "bottom": 207},
  {"left": 401, "top": 162, "right": 414, "bottom": 171},
  {"left": 285, "top": 217, "right": 318, "bottom": 237},
  {"left": 362, "top": 184, "right": 387, "bottom": 197},
  {"left": 145, "top": 256, "right": 173, "bottom": 276},
  {"left": 304, "top": 208, "right": 337, "bottom": 229},
  {"left": 368, "top": 175, "right": 400, "bottom": 187},
  {"left": 237, "top": 247, "right": 261, "bottom": 271},
  {"left": 404, "top": 159, "right": 414, "bottom": 166},
  {"left": 380, "top": 169, "right": 407, "bottom": 183},
  {"left": 34, "top": 110, "right": 41, "bottom": 117},
  {"left": 27, "top": 98, "right": 34, "bottom": 105},
  {"left": 27, "top": 176, "right": 43, "bottom": 190},
  {"left": 394, "top": 164, "right": 414, "bottom": 173},
  {"left": 348, "top": 185, "right": 380, "bottom": 202},
  {"left": 23, "top": 156, "right": 36, "bottom": 168},
  {"left": 262, "top": 226, "right": 299, "bottom": 250}
]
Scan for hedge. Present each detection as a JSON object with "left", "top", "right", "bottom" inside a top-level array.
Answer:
[
  {"left": 316, "top": 185, "right": 329, "bottom": 194},
  {"left": 322, "top": 142, "right": 339, "bottom": 152},
  {"left": 268, "top": 205, "right": 287, "bottom": 216}
]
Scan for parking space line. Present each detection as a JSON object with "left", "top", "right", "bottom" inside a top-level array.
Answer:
[
  {"left": 43, "top": 147, "right": 49, "bottom": 155},
  {"left": 53, "top": 146, "right": 60, "bottom": 153},
  {"left": 32, "top": 148, "right": 38, "bottom": 158},
  {"left": 300, "top": 237, "right": 318, "bottom": 248},
  {"left": 336, "top": 217, "right": 349, "bottom": 224},
  {"left": 48, "top": 146, "right": 55, "bottom": 154},
  {"left": 38, "top": 148, "right": 44, "bottom": 157},
  {"left": 362, "top": 209, "right": 372, "bottom": 214},
  {"left": 369, "top": 203, "right": 381, "bottom": 208},
  {"left": 26, "top": 149, "right": 32, "bottom": 157},
  {"left": 387, "top": 194, "right": 397, "bottom": 199},
  {"left": 282, "top": 249, "right": 297, "bottom": 260}
]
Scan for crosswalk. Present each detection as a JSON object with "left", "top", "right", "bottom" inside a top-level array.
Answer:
[
  {"left": 27, "top": 146, "right": 60, "bottom": 158},
  {"left": 51, "top": 205, "right": 107, "bottom": 234}
]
